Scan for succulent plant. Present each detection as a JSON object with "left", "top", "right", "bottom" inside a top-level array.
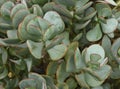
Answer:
[
  {"left": 47, "top": 42, "right": 111, "bottom": 89},
  {"left": 19, "top": 72, "right": 58, "bottom": 89},
  {"left": 0, "top": 0, "right": 119, "bottom": 89}
]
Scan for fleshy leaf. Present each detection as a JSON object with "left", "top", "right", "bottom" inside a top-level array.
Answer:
[
  {"left": 19, "top": 79, "right": 36, "bottom": 89},
  {"left": 42, "top": 75, "right": 57, "bottom": 89},
  {"left": 46, "top": 61, "right": 59, "bottom": 76},
  {"left": 0, "top": 1, "right": 14, "bottom": 17},
  {"left": 66, "top": 78, "right": 77, "bottom": 89},
  {"left": 1, "top": 48, "right": 8, "bottom": 64},
  {"left": 65, "top": 42, "right": 78, "bottom": 72},
  {"left": 7, "top": 30, "right": 18, "bottom": 39},
  {"left": 56, "top": 61, "right": 70, "bottom": 83},
  {"left": 47, "top": 44, "right": 67, "bottom": 60},
  {"left": 111, "top": 38, "right": 120, "bottom": 64},
  {"left": 27, "top": 40, "right": 43, "bottom": 59},
  {"left": 75, "top": 1, "right": 93, "bottom": 15},
  {"left": 85, "top": 44, "right": 105, "bottom": 64},
  {"left": 102, "top": 35, "right": 115, "bottom": 61},
  {"left": 28, "top": 73, "right": 47, "bottom": 89},
  {"left": 0, "top": 67, "right": 8, "bottom": 79},
  {"left": 32, "top": 5, "right": 43, "bottom": 17},
  {"left": 18, "top": 14, "right": 37, "bottom": 41},
  {"left": 24, "top": 58, "right": 32, "bottom": 72},
  {"left": 101, "top": 18, "right": 118, "bottom": 34},
  {"left": 43, "top": 2, "right": 72, "bottom": 18},
  {"left": 94, "top": 65, "right": 111, "bottom": 80},
  {"left": 10, "top": 4, "right": 27, "bottom": 18},
  {"left": 86, "top": 24, "right": 102, "bottom": 42},
  {"left": 110, "top": 68, "right": 120, "bottom": 79},
  {"left": 57, "top": 83, "right": 69, "bottom": 89},
  {"left": 75, "top": 73, "right": 89, "bottom": 88},
  {"left": 85, "top": 73, "right": 103, "bottom": 87},
  {"left": 12, "top": 9, "right": 30, "bottom": 28},
  {"left": 44, "top": 11, "right": 65, "bottom": 32},
  {"left": 74, "top": 47, "right": 86, "bottom": 69}
]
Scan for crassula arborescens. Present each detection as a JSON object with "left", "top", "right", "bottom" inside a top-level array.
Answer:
[{"left": 0, "top": 0, "right": 120, "bottom": 89}]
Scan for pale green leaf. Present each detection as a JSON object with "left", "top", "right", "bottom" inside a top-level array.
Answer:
[
  {"left": 74, "top": 47, "right": 86, "bottom": 69},
  {"left": 57, "top": 83, "right": 69, "bottom": 89},
  {"left": 85, "top": 73, "right": 103, "bottom": 87},
  {"left": 94, "top": 65, "right": 111, "bottom": 80},
  {"left": 12, "top": 9, "right": 30, "bottom": 28},
  {"left": 75, "top": 73, "right": 89, "bottom": 88},
  {"left": 19, "top": 79, "right": 36, "bottom": 89},
  {"left": 56, "top": 61, "right": 70, "bottom": 83},
  {"left": 28, "top": 73, "right": 47, "bottom": 89},
  {"left": 86, "top": 24, "right": 102, "bottom": 42},
  {"left": 46, "top": 61, "right": 59, "bottom": 76},
  {"left": 66, "top": 78, "right": 77, "bottom": 89},
  {"left": 7, "top": 30, "right": 18, "bottom": 39},
  {"left": 44, "top": 11, "right": 65, "bottom": 32},
  {"left": 101, "top": 18, "right": 118, "bottom": 34},
  {"left": 47, "top": 44, "right": 67, "bottom": 60},
  {"left": 65, "top": 42, "right": 78, "bottom": 72},
  {"left": 27, "top": 40, "right": 43, "bottom": 59},
  {"left": 85, "top": 44, "right": 105, "bottom": 64},
  {"left": 1, "top": 48, "right": 8, "bottom": 64},
  {"left": 24, "top": 58, "right": 32, "bottom": 72},
  {"left": 10, "top": 4, "right": 27, "bottom": 18}
]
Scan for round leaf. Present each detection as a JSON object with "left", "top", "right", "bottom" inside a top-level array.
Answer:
[
  {"left": 86, "top": 24, "right": 102, "bottom": 42},
  {"left": 19, "top": 79, "right": 36, "bottom": 89},
  {"left": 94, "top": 65, "right": 111, "bottom": 80},
  {"left": 10, "top": 4, "right": 27, "bottom": 18},
  {"left": 44, "top": 11, "right": 65, "bottom": 32},
  {"left": 85, "top": 73, "right": 103, "bottom": 87},
  {"left": 85, "top": 44, "right": 105, "bottom": 64},
  {"left": 75, "top": 73, "right": 89, "bottom": 88},
  {"left": 0, "top": 1, "right": 14, "bottom": 17},
  {"left": 101, "top": 18, "right": 118, "bottom": 34},
  {"left": 47, "top": 44, "right": 67, "bottom": 60},
  {"left": 28, "top": 73, "right": 46, "bottom": 89},
  {"left": 27, "top": 40, "right": 44, "bottom": 59},
  {"left": 12, "top": 9, "right": 30, "bottom": 28}
]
